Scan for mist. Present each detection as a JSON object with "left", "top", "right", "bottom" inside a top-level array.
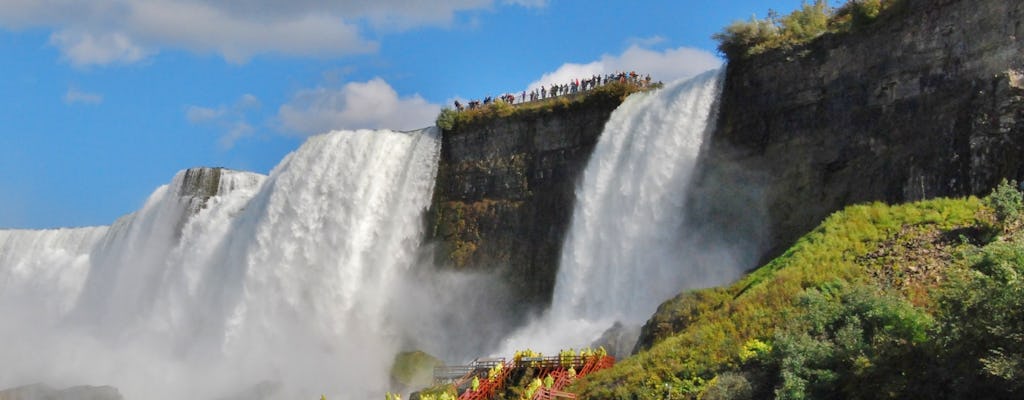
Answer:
[
  {"left": 0, "top": 127, "right": 502, "bottom": 400},
  {"left": 494, "top": 69, "right": 767, "bottom": 357},
  {"left": 0, "top": 70, "right": 770, "bottom": 400}
]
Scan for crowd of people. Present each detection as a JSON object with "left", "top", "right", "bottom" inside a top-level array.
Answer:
[{"left": 453, "top": 71, "right": 654, "bottom": 111}]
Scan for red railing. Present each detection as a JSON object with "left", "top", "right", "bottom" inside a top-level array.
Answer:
[
  {"left": 457, "top": 360, "right": 514, "bottom": 400},
  {"left": 531, "top": 356, "right": 615, "bottom": 400},
  {"left": 438, "top": 354, "right": 615, "bottom": 400}
]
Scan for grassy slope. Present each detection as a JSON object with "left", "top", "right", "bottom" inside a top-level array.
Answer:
[{"left": 572, "top": 197, "right": 989, "bottom": 399}]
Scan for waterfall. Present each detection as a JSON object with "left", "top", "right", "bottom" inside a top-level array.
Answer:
[
  {"left": 0, "top": 226, "right": 108, "bottom": 317},
  {"left": 0, "top": 128, "right": 440, "bottom": 400},
  {"left": 498, "top": 69, "right": 728, "bottom": 354}
]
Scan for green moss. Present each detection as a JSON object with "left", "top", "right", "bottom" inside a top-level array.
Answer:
[{"left": 433, "top": 199, "right": 525, "bottom": 268}]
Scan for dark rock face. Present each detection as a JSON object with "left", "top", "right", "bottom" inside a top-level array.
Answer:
[
  {"left": 426, "top": 94, "right": 627, "bottom": 316},
  {"left": 0, "top": 384, "right": 123, "bottom": 400},
  {"left": 698, "top": 0, "right": 1024, "bottom": 259},
  {"left": 633, "top": 288, "right": 728, "bottom": 353},
  {"left": 178, "top": 167, "right": 224, "bottom": 214},
  {"left": 590, "top": 322, "right": 641, "bottom": 361}
]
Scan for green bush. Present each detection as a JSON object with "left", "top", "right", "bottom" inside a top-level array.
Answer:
[
  {"left": 933, "top": 240, "right": 1024, "bottom": 397},
  {"left": 712, "top": 16, "right": 780, "bottom": 60},
  {"left": 986, "top": 178, "right": 1023, "bottom": 226},
  {"left": 436, "top": 108, "right": 458, "bottom": 131},
  {"left": 713, "top": 0, "right": 906, "bottom": 60},
  {"left": 713, "top": 0, "right": 829, "bottom": 59},
  {"left": 778, "top": 0, "right": 830, "bottom": 44},
  {"left": 767, "top": 285, "right": 933, "bottom": 399},
  {"left": 701, "top": 372, "right": 754, "bottom": 400}
]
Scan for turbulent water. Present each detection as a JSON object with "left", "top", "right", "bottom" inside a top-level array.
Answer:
[
  {"left": 0, "top": 128, "right": 440, "bottom": 400},
  {"left": 498, "top": 69, "right": 734, "bottom": 354}
]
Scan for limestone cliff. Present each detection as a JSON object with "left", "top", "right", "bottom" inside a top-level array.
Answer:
[
  {"left": 694, "top": 0, "right": 1024, "bottom": 259},
  {"left": 426, "top": 89, "right": 630, "bottom": 313}
]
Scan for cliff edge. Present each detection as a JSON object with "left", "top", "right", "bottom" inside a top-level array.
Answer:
[
  {"left": 426, "top": 87, "right": 636, "bottom": 314},
  {"left": 695, "top": 0, "right": 1024, "bottom": 260}
]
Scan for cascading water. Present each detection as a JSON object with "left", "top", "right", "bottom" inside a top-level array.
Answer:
[
  {"left": 3, "top": 69, "right": 744, "bottom": 399},
  {"left": 0, "top": 128, "right": 441, "bottom": 400},
  {"left": 0, "top": 226, "right": 108, "bottom": 317},
  {"left": 498, "top": 69, "right": 732, "bottom": 354}
]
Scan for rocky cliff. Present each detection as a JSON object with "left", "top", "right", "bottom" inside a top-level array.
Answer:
[
  {"left": 426, "top": 89, "right": 632, "bottom": 313},
  {"left": 694, "top": 0, "right": 1024, "bottom": 258}
]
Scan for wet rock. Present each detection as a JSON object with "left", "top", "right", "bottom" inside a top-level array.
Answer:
[{"left": 698, "top": 0, "right": 1024, "bottom": 261}]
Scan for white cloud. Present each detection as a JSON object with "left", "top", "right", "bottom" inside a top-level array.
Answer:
[
  {"left": 502, "top": 0, "right": 547, "bottom": 8},
  {"left": 627, "top": 35, "right": 666, "bottom": 48},
  {"left": 0, "top": 0, "right": 543, "bottom": 66},
  {"left": 185, "top": 106, "right": 224, "bottom": 124},
  {"left": 278, "top": 77, "right": 440, "bottom": 136},
  {"left": 63, "top": 87, "right": 103, "bottom": 105},
  {"left": 50, "top": 30, "right": 150, "bottom": 66},
  {"left": 186, "top": 94, "right": 261, "bottom": 149},
  {"left": 527, "top": 45, "right": 723, "bottom": 91}
]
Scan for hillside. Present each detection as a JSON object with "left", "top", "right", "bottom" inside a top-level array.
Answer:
[{"left": 571, "top": 182, "right": 1024, "bottom": 399}]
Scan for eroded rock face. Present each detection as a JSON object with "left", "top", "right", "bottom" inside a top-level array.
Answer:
[
  {"left": 427, "top": 92, "right": 628, "bottom": 318},
  {"left": 0, "top": 384, "right": 123, "bottom": 400},
  {"left": 178, "top": 167, "right": 224, "bottom": 215},
  {"left": 697, "top": 0, "right": 1024, "bottom": 259}
]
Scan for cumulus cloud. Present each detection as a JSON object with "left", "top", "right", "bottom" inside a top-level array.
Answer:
[
  {"left": 527, "top": 45, "right": 722, "bottom": 91},
  {"left": 0, "top": 0, "right": 543, "bottom": 66},
  {"left": 63, "top": 87, "right": 103, "bottom": 105},
  {"left": 278, "top": 78, "right": 441, "bottom": 136},
  {"left": 186, "top": 94, "right": 261, "bottom": 149}
]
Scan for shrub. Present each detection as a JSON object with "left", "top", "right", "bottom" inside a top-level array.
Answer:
[
  {"left": 986, "top": 178, "right": 1023, "bottom": 226},
  {"left": 778, "top": 0, "right": 830, "bottom": 44},
  {"left": 934, "top": 239, "right": 1024, "bottom": 397},
  {"left": 712, "top": 16, "right": 779, "bottom": 60},
  {"left": 436, "top": 108, "right": 458, "bottom": 131},
  {"left": 713, "top": 1, "right": 829, "bottom": 59},
  {"left": 713, "top": 0, "right": 906, "bottom": 60},
  {"left": 701, "top": 372, "right": 754, "bottom": 400},
  {"left": 768, "top": 285, "right": 934, "bottom": 399}
]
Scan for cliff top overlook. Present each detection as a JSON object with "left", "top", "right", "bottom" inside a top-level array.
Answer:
[{"left": 435, "top": 77, "right": 661, "bottom": 134}]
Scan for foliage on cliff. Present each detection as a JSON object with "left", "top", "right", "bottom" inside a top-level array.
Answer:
[
  {"left": 573, "top": 182, "right": 1024, "bottom": 399},
  {"left": 391, "top": 351, "right": 442, "bottom": 391},
  {"left": 713, "top": 0, "right": 907, "bottom": 60},
  {"left": 435, "top": 81, "right": 653, "bottom": 133}
]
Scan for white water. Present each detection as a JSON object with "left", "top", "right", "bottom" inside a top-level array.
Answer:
[
  {"left": 0, "top": 128, "right": 441, "bottom": 400},
  {"left": 3, "top": 69, "right": 748, "bottom": 398},
  {"left": 498, "top": 69, "right": 734, "bottom": 354}
]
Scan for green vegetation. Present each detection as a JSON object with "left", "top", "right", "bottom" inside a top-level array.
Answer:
[
  {"left": 414, "top": 384, "right": 457, "bottom": 400},
  {"left": 713, "top": 0, "right": 906, "bottom": 60},
  {"left": 986, "top": 178, "right": 1022, "bottom": 228},
  {"left": 390, "top": 351, "right": 442, "bottom": 391},
  {"left": 434, "top": 81, "right": 656, "bottom": 133},
  {"left": 572, "top": 181, "right": 1024, "bottom": 398}
]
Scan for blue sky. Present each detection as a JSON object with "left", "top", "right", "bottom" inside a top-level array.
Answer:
[{"left": 0, "top": 0, "right": 803, "bottom": 229}]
